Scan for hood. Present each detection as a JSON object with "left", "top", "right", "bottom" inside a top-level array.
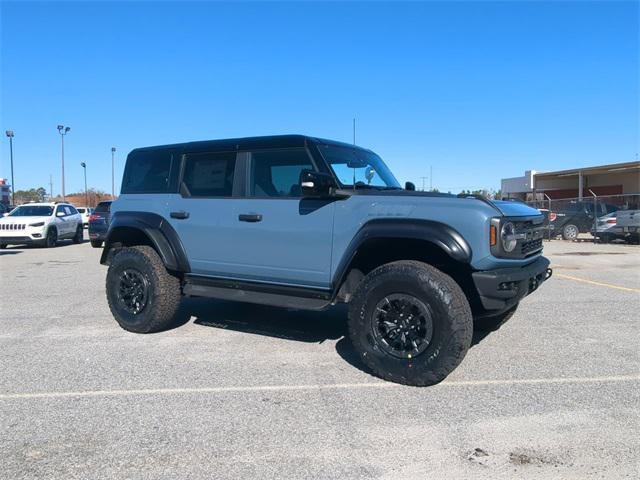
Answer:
[
  {"left": 0, "top": 215, "right": 50, "bottom": 224},
  {"left": 490, "top": 200, "right": 541, "bottom": 217},
  {"left": 351, "top": 190, "right": 542, "bottom": 218}
]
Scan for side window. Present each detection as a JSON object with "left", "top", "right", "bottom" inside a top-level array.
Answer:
[
  {"left": 55, "top": 206, "right": 67, "bottom": 217},
  {"left": 67, "top": 206, "right": 78, "bottom": 215},
  {"left": 182, "top": 151, "right": 236, "bottom": 197},
  {"left": 249, "top": 148, "right": 314, "bottom": 198},
  {"left": 121, "top": 150, "right": 173, "bottom": 194}
]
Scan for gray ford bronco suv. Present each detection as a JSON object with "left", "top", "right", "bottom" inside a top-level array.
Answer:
[{"left": 102, "top": 135, "right": 551, "bottom": 386}]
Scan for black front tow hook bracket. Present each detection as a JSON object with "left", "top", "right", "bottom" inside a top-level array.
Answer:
[{"left": 545, "top": 268, "right": 553, "bottom": 280}]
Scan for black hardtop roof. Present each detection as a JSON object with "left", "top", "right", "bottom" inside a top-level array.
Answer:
[{"left": 130, "top": 134, "right": 373, "bottom": 156}]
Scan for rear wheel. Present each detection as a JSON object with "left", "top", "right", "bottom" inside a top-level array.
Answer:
[
  {"left": 348, "top": 261, "right": 473, "bottom": 386},
  {"left": 562, "top": 224, "right": 579, "bottom": 241},
  {"left": 106, "top": 245, "right": 182, "bottom": 333},
  {"left": 44, "top": 227, "right": 58, "bottom": 248}
]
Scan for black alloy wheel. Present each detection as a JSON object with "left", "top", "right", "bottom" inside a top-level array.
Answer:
[
  {"left": 45, "top": 228, "right": 57, "bottom": 248},
  {"left": 372, "top": 294, "right": 433, "bottom": 359},
  {"left": 116, "top": 268, "right": 149, "bottom": 315}
]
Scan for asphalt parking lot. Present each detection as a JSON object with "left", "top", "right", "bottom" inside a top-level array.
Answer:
[{"left": 1, "top": 238, "right": 638, "bottom": 479}]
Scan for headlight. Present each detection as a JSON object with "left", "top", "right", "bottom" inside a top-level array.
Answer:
[
  {"left": 29, "top": 222, "right": 45, "bottom": 227},
  {"left": 501, "top": 222, "right": 517, "bottom": 252}
]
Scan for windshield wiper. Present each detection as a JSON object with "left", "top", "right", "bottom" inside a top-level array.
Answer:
[{"left": 351, "top": 183, "right": 400, "bottom": 190}]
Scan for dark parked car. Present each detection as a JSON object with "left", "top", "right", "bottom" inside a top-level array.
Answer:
[
  {"left": 550, "top": 201, "right": 619, "bottom": 240},
  {"left": 88, "top": 201, "right": 112, "bottom": 248}
]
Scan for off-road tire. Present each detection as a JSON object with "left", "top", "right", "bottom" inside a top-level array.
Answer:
[
  {"left": 348, "top": 260, "right": 473, "bottom": 386},
  {"left": 90, "top": 240, "right": 103, "bottom": 248},
  {"left": 72, "top": 224, "right": 83, "bottom": 244},
  {"left": 562, "top": 224, "right": 579, "bottom": 241},
  {"left": 44, "top": 227, "right": 57, "bottom": 248},
  {"left": 474, "top": 304, "right": 518, "bottom": 332},
  {"left": 106, "top": 245, "right": 182, "bottom": 333}
]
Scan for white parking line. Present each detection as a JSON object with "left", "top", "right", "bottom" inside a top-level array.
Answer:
[{"left": 1, "top": 374, "right": 638, "bottom": 400}]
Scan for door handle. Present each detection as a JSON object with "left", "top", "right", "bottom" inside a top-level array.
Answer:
[
  {"left": 170, "top": 211, "right": 190, "bottom": 219},
  {"left": 239, "top": 214, "right": 262, "bottom": 222}
]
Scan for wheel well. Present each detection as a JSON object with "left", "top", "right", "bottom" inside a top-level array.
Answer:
[
  {"left": 106, "top": 226, "right": 155, "bottom": 249},
  {"left": 102, "top": 226, "right": 157, "bottom": 266},
  {"left": 336, "top": 237, "right": 482, "bottom": 312}
]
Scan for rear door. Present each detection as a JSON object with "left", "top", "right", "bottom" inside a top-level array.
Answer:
[{"left": 167, "top": 150, "right": 243, "bottom": 276}]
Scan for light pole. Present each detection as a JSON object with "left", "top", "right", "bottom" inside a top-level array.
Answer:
[
  {"left": 111, "top": 147, "right": 116, "bottom": 199},
  {"left": 80, "top": 162, "right": 88, "bottom": 207},
  {"left": 57, "top": 125, "right": 70, "bottom": 200},
  {"left": 5, "top": 130, "right": 15, "bottom": 205}
]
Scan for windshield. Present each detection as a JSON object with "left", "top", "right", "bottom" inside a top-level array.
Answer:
[
  {"left": 8, "top": 205, "right": 54, "bottom": 217},
  {"left": 318, "top": 144, "right": 401, "bottom": 190}
]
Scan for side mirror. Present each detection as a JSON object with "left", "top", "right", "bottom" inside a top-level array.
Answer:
[
  {"left": 405, "top": 181, "right": 416, "bottom": 191},
  {"left": 300, "top": 170, "right": 334, "bottom": 197},
  {"left": 56, "top": 211, "right": 65, "bottom": 217}
]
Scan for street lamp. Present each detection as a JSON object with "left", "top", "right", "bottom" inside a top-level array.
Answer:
[
  {"left": 111, "top": 147, "right": 116, "bottom": 199},
  {"left": 80, "top": 162, "right": 88, "bottom": 207},
  {"left": 5, "top": 130, "right": 15, "bottom": 205},
  {"left": 57, "top": 125, "right": 71, "bottom": 200}
]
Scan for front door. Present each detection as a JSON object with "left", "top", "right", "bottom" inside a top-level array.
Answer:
[
  {"left": 229, "top": 148, "right": 335, "bottom": 288},
  {"left": 54, "top": 205, "right": 72, "bottom": 236}
]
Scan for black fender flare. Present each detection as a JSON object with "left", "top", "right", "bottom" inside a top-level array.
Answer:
[
  {"left": 100, "top": 211, "right": 191, "bottom": 273},
  {"left": 331, "top": 218, "right": 472, "bottom": 290}
]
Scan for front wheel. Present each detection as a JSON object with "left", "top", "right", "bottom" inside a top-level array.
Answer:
[
  {"left": 44, "top": 227, "right": 58, "bottom": 248},
  {"left": 72, "top": 224, "right": 83, "bottom": 244},
  {"left": 106, "top": 245, "right": 182, "bottom": 333},
  {"left": 348, "top": 261, "right": 473, "bottom": 387}
]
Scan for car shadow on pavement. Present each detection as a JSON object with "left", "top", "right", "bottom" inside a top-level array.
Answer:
[
  {"left": 186, "top": 296, "right": 495, "bottom": 378},
  {"left": 0, "top": 250, "right": 21, "bottom": 255},
  {"left": 189, "top": 297, "right": 347, "bottom": 343},
  {"left": 0, "top": 239, "right": 88, "bottom": 250}
]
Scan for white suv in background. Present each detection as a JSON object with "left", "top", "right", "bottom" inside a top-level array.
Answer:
[
  {"left": 0, "top": 202, "right": 83, "bottom": 248},
  {"left": 76, "top": 207, "right": 93, "bottom": 228}
]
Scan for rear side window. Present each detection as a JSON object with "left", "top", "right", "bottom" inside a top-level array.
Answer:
[
  {"left": 181, "top": 152, "right": 236, "bottom": 197},
  {"left": 249, "top": 148, "right": 314, "bottom": 197},
  {"left": 121, "top": 150, "right": 174, "bottom": 194},
  {"left": 77, "top": 208, "right": 86, "bottom": 213}
]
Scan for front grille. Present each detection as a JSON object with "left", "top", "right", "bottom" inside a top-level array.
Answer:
[
  {"left": 0, "top": 224, "right": 26, "bottom": 230},
  {"left": 521, "top": 238, "right": 543, "bottom": 256}
]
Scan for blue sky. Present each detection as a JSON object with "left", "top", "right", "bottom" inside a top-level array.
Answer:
[{"left": 1, "top": 1, "right": 638, "bottom": 195}]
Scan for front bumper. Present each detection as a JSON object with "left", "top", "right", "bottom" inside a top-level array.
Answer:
[
  {"left": 472, "top": 256, "right": 552, "bottom": 312},
  {"left": 0, "top": 236, "right": 39, "bottom": 246}
]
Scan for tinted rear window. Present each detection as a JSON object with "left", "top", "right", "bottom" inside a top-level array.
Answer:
[
  {"left": 121, "top": 150, "right": 174, "bottom": 194},
  {"left": 182, "top": 152, "right": 236, "bottom": 197},
  {"left": 95, "top": 202, "right": 111, "bottom": 213}
]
